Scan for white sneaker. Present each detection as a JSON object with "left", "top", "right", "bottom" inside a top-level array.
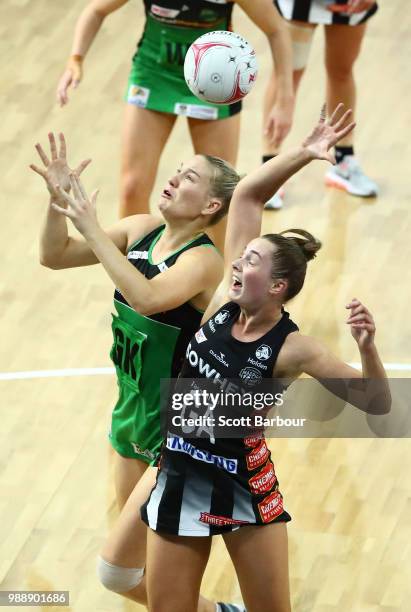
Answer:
[
  {"left": 265, "top": 187, "right": 285, "bottom": 210},
  {"left": 325, "top": 156, "right": 378, "bottom": 197}
]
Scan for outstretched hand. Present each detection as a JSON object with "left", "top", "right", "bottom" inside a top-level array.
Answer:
[
  {"left": 30, "top": 132, "right": 91, "bottom": 206},
  {"left": 302, "top": 103, "right": 355, "bottom": 164},
  {"left": 346, "top": 298, "right": 376, "bottom": 350}
]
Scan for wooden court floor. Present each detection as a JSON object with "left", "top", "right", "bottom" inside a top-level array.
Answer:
[{"left": 0, "top": 1, "right": 410, "bottom": 610}]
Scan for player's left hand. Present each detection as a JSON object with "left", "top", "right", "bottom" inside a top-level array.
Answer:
[
  {"left": 51, "top": 174, "right": 100, "bottom": 238},
  {"left": 346, "top": 298, "right": 376, "bottom": 350},
  {"left": 264, "top": 98, "right": 294, "bottom": 150},
  {"left": 302, "top": 103, "right": 355, "bottom": 163},
  {"left": 346, "top": 0, "right": 376, "bottom": 14}
]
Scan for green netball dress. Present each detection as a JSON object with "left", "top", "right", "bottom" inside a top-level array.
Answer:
[
  {"left": 109, "top": 225, "right": 215, "bottom": 464},
  {"left": 126, "top": 0, "right": 241, "bottom": 119}
]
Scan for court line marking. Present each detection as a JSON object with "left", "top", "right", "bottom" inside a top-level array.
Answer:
[
  {"left": 0, "top": 367, "right": 115, "bottom": 380},
  {"left": 1, "top": 363, "right": 411, "bottom": 380}
]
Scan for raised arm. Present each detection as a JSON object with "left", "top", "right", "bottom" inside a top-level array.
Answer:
[
  {"left": 226, "top": 105, "right": 354, "bottom": 262},
  {"left": 56, "top": 0, "right": 129, "bottom": 106},
  {"left": 31, "top": 133, "right": 156, "bottom": 269},
  {"left": 48, "top": 173, "right": 223, "bottom": 315},
  {"left": 236, "top": 0, "right": 294, "bottom": 148},
  {"left": 201, "top": 105, "right": 355, "bottom": 323},
  {"left": 277, "top": 299, "right": 391, "bottom": 415}
]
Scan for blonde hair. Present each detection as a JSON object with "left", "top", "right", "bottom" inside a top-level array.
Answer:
[{"left": 202, "top": 155, "right": 241, "bottom": 226}]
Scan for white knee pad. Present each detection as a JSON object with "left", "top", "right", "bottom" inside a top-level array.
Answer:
[
  {"left": 288, "top": 22, "right": 315, "bottom": 71},
  {"left": 97, "top": 556, "right": 144, "bottom": 593}
]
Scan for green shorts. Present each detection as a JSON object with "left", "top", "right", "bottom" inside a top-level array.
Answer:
[
  {"left": 125, "top": 15, "right": 241, "bottom": 120},
  {"left": 109, "top": 300, "right": 180, "bottom": 465}
]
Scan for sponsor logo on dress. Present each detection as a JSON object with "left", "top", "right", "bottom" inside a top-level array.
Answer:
[
  {"left": 239, "top": 366, "right": 262, "bottom": 386},
  {"left": 128, "top": 250, "right": 148, "bottom": 260},
  {"left": 166, "top": 435, "right": 238, "bottom": 473},
  {"left": 258, "top": 490, "right": 284, "bottom": 523},
  {"left": 174, "top": 103, "right": 218, "bottom": 120},
  {"left": 185, "top": 345, "right": 244, "bottom": 394},
  {"left": 186, "top": 344, "right": 219, "bottom": 379},
  {"left": 256, "top": 344, "right": 272, "bottom": 360},
  {"left": 157, "top": 262, "right": 168, "bottom": 272},
  {"left": 199, "top": 512, "right": 249, "bottom": 526},
  {"left": 209, "top": 350, "right": 229, "bottom": 367},
  {"left": 195, "top": 329, "right": 208, "bottom": 344},
  {"left": 246, "top": 440, "right": 269, "bottom": 471},
  {"left": 246, "top": 357, "right": 268, "bottom": 371},
  {"left": 248, "top": 461, "right": 277, "bottom": 495},
  {"left": 127, "top": 84, "right": 150, "bottom": 107},
  {"left": 208, "top": 319, "right": 216, "bottom": 333},
  {"left": 244, "top": 434, "right": 262, "bottom": 448},
  {"left": 151, "top": 4, "right": 180, "bottom": 18},
  {"left": 130, "top": 442, "right": 156, "bottom": 460}
]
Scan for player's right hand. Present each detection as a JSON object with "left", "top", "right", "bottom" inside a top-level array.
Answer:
[
  {"left": 301, "top": 103, "right": 355, "bottom": 164},
  {"left": 30, "top": 133, "right": 91, "bottom": 205},
  {"left": 56, "top": 56, "right": 83, "bottom": 107}
]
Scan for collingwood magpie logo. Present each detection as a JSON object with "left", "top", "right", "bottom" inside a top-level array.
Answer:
[
  {"left": 256, "top": 344, "right": 272, "bottom": 360},
  {"left": 209, "top": 309, "right": 230, "bottom": 333},
  {"left": 214, "top": 310, "right": 230, "bottom": 325}
]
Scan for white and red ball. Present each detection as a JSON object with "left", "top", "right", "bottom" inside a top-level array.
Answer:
[{"left": 184, "top": 31, "right": 258, "bottom": 105}]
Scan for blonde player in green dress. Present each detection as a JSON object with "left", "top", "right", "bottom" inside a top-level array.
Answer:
[{"left": 32, "top": 133, "right": 247, "bottom": 611}]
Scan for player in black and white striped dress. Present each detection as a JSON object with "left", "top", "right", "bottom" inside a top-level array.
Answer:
[
  {"left": 275, "top": 0, "right": 377, "bottom": 25},
  {"left": 263, "top": 0, "right": 379, "bottom": 208},
  {"left": 141, "top": 105, "right": 390, "bottom": 611}
]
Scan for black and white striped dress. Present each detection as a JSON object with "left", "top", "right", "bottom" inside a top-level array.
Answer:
[
  {"left": 275, "top": 0, "right": 378, "bottom": 25},
  {"left": 141, "top": 302, "right": 299, "bottom": 536}
]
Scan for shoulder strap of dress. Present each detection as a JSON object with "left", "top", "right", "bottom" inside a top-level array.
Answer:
[
  {"left": 258, "top": 310, "right": 299, "bottom": 367},
  {"left": 127, "top": 224, "right": 165, "bottom": 254},
  {"left": 165, "top": 232, "right": 217, "bottom": 265}
]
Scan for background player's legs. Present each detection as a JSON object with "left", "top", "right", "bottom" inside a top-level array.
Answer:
[
  {"left": 324, "top": 23, "right": 366, "bottom": 146},
  {"left": 324, "top": 23, "right": 377, "bottom": 195},
  {"left": 188, "top": 114, "right": 240, "bottom": 166},
  {"left": 223, "top": 523, "right": 291, "bottom": 612},
  {"left": 120, "top": 106, "right": 177, "bottom": 218},
  {"left": 262, "top": 21, "right": 316, "bottom": 157},
  {"left": 146, "top": 530, "right": 212, "bottom": 612},
  {"left": 188, "top": 114, "right": 240, "bottom": 251},
  {"left": 114, "top": 451, "right": 148, "bottom": 510},
  {"left": 262, "top": 21, "right": 316, "bottom": 209}
]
